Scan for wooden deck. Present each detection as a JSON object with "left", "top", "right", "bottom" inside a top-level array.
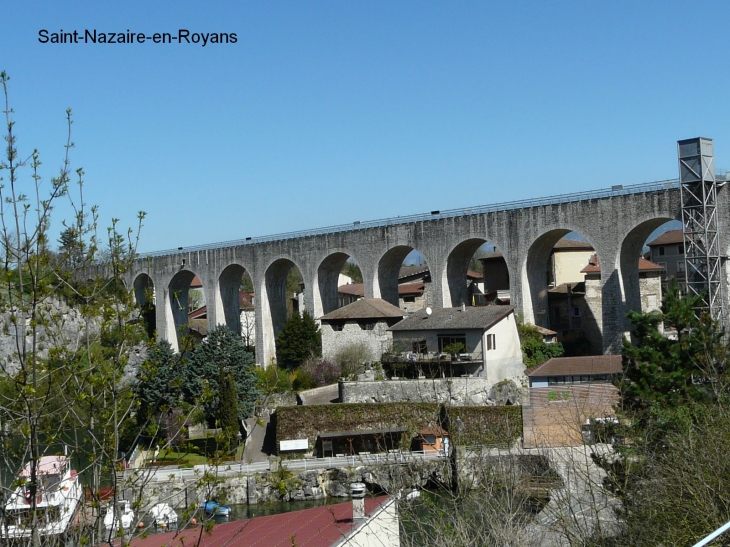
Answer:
[{"left": 522, "top": 384, "right": 620, "bottom": 448}]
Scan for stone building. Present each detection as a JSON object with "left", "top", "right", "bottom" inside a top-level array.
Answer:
[
  {"left": 319, "top": 298, "right": 406, "bottom": 362},
  {"left": 547, "top": 254, "right": 663, "bottom": 353},
  {"left": 646, "top": 229, "right": 685, "bottom": 293},
  {"left": 387, "top": 305, "right": 524, "bottom": 384}
]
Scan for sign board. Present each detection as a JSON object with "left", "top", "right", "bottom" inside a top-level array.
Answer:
[{"left": 280, "top": 439, "right": 308, "bottom": 451}]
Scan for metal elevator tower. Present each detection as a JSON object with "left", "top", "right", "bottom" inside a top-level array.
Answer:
[{"left": 677, "top": 137, "right": 725, "bottom": 321}]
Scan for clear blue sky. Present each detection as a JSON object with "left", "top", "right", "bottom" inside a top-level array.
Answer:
[{"left": 2, "top": 1, "right": 729, "bottom": 253}]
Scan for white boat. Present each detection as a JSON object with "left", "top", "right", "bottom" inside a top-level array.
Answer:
[
  {"left": 150, "top": 503, "right": 177, "bottom": 526},
  {"left": 3, "top": 455, "right": 83, "bottom": 539},
  {"left": 104, "top": 499, "right": 135, "bottom": 532}
]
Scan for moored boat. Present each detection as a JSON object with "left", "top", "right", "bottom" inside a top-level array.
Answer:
[
  {"left": 150, "top": 503, "right": 178, "bottom": 526},
  {"left": 3, "top": 455, "right": 82, "bottom": 539},
  {"left": 202, "top": 500, "right": 231, "bottom": 517},
  {"left": 104, "top": 499, "right": 135, "bottom": 532}
]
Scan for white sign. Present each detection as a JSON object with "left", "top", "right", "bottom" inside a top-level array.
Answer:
[{"left": 280, "top": 439, "right": 308, "bottom": 451}]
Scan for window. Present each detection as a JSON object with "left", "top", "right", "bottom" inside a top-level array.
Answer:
[
  {"left": 659, "top": 246, "right": 665, "bottom": 256},
  {"left": 677, "top": 261, "right": 686, "bottom": 273},
  {"left": 486, "top": 333, "right": 496, "bottom": 351},
  {"left": 403, "top": 296, "right": 416, "bottom": 303},
  {"left": 332, "top": 322, "right": 344, "bottom": 332},
  {"left": 358, "top": 321, "right": 376, "bottom": 331},
  {"left": 438, "top": 335, "right": 467, "bottom": 353},
  {"left": 678, "top": 245, "right": 684, "bottom": 255},
  {"left": 571, "top": 307, "right": 582, "bottom": 318},
  {"left": 412, "top": 340, "right": 427, "bottom": 354}
]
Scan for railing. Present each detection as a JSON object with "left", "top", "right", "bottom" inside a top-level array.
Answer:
[
  {"left": 139, "top": 178, "right": 679, "bottom": 258},
  {"left": 128, "top": 449, "right": 447, "bottom": 482},
  {"left": 382, "top": 352, "right": 484, "bottom": 365}
]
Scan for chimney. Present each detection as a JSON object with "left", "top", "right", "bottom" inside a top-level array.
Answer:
[
  {"left": 461, "top": 303, "right": 466, "bottom": 312},
  {"left": 350, "top": 482, "right": 366, "bottom": 520}
]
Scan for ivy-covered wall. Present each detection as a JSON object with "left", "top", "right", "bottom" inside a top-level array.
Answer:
[{"left": 275, "top": 403, "right": 522, "bottom": 458}]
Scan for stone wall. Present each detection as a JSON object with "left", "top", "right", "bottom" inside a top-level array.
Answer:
[
  {"left": 124, "top": 459, "right": 447, "bottom": 512},
  {"left": 339, "top": 378, "right": 525, "bottom": 406},
  {"left": 321, "top": 320, "right": 392, "bottom": 363}
]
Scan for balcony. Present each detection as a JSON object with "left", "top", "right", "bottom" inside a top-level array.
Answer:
[{"left": 381, "top": 352, "right": 484, "bottom": 379}]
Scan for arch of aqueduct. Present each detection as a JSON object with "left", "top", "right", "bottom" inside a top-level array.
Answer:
[{"left": 125, "top": 180, "right": 730, "bottom": 366}]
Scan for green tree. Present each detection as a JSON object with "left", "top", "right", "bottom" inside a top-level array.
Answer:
[
  {"left": 0, "top": 71, "right": 146, "bottom": 545},
  {"left": 184, "top": 325, "right": 259, "bottom": 426},
  {"left": 621, "top": 284, "right": 725, "bottom": 412},
  {"left": 275, "top": 311, "right": 321, "bottom": 368},
  {"left": 133, "top": 340, "right": 185, "bottom": 433},
  {"left": 341, "top": 260, "right": 363, "bottom": 283},
  {"left": 517, "top": 322, "right": 564, "bottom": 367},
  {"left": 218, "top": 367, "right": 240, "bottom": 449}
]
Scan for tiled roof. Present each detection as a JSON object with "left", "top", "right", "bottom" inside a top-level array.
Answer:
[
  {"left": 418, "top": 425, "right": 448, "bottom": 436},
  {"left": 647, "top": 229, "right": 683, "bottom": 246},
  {"left": 527, "top": 355, "right": 623, "bottom": 377},
  {"left": 534, "top": 325, "right": 557, "bottom": 336},
  {"left": 480, "top": 251, "right": 504, "bottom": 260},
  {"left": 548, "top": 282, "right": 586, "bottom": 295},
  {"left": 131, "top": 497, "right": 391, "bottom": 547},
  {"left": 466, "top": 270, "right": 483, "bottom": 280},
  {"left": 580, "top": 254, "right": 664, "bottom": 274},
  {"left": 338, "top": 284, "right": 365, "bottom": 297},
  {"left": 398, "top": 265, "right": 430, "bottom": 280},
  {"left": 553, "top": 238, "right": 594, "bottom": 250},
  {"left": 398, "top": 282, "right": 425, "bottom": 295},
  {"left": 319, "top": 298, "right": 406, "bottom": 321},
  {"left": 389, "top": 305, "right": 515, "bottom": 332},
  {"left": 188, "top": 291, "right": 254, "bottom": 320},
  {"left": 190, "top": 275, "right": 203, "bottom": 288},
  {"left": 337, "top": 283, "right": 425, "bottom": 297}
]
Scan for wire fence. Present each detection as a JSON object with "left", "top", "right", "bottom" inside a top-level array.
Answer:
[{"left": 139, "top": 178, "right": 680, "bottom": 258}]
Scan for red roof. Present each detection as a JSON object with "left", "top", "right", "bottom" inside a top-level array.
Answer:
[
  {"left": 647, "top": 229, "right": 683, "bottom": 246},
  {"left": 580, "top": 254, "right": 663, "bottom": 274},
  {"left": 337, "top": 283, "right": 425, "bottom": 297},
  {"left": 131, "top": 497, "right": 390, "bottom": 547}
]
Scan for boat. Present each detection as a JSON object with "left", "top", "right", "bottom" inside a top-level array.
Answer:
[
  {"left": 104, "top": 499, "right": 135, "bottom": 532},
  {"left": 150, "top": 503, "right": 178, "bottom": 526},
  {"left": 3, "top": 455, "right": 83, "bottom": 539},
  {"left": 202, "top": 500, "right": 231, "bottom": 517}
]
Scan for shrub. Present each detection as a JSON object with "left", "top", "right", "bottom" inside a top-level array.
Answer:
[
  {"left": 301, "top": 357, "right": 341, "bottom": 387},
  {"left": 292, "top": 368, "right": 315, "bottom": 391},
  {"left": 334, "top": 341, "right": 373, "bottom": 379},
  {"left": 256, "top": 364, "right": 292, "bottom": 394}
]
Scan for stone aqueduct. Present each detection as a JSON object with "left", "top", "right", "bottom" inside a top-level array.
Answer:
[{"left": 125, "top": 181, "right": 730, "bottom": 366}]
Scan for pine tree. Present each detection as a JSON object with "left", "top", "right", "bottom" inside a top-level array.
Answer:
[
  {"left": 275, "top": 311, "right": 321, "bottom": 368},
  {"left": 183, "top": 325, "right": 259, "bottom": 426}
]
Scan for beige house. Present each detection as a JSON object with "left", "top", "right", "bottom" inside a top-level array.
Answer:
[{"left": 548, "top": 238, "right": 595, "bottom": 287}]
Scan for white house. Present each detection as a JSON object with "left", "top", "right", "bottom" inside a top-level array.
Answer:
[{"left": 387, "top": 305, "right": 525, "bottom": 384}]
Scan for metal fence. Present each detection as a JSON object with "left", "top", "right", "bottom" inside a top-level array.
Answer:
[
  {"left": 131, "top": 449, "right": 447, "bottom": 482},
  {"left": 140, "top": 179, "right": 680, "bottom": 258}
]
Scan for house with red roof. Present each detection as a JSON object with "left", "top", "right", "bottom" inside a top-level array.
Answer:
[{"left": 130, "top": 495, "right": 399, "bottom": 547}]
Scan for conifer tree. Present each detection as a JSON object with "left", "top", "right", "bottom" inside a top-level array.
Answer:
[{"left": 275, "top": 311, "right": 321, "bottom": 368}]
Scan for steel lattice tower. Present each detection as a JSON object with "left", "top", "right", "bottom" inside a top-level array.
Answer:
[{"left": 678, "top": 137, "right": 725, "bottom": 321}]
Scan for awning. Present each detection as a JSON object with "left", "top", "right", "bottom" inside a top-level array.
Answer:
[{"left": 318, "top": 427, "right": 407, "bottom": 439}]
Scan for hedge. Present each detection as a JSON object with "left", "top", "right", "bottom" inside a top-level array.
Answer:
[{"left": 275, "top": 403, "right": 522, "bottom": 457}]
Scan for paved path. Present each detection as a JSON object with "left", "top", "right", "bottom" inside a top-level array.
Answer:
[
  {"left": 298, "top": 384, "right": 339, "bottom": 405},
  {"left": 242, "top": 416, "right": 270, "bottom": 463}
]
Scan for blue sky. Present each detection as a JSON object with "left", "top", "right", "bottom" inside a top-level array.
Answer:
[{"left": 2, "top": 1, "right": 729, "bottom": 253}]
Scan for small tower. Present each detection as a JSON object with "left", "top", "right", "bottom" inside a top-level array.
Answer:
[{"left": 677, "top": 137, "right": 725, "bottom": 322}]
